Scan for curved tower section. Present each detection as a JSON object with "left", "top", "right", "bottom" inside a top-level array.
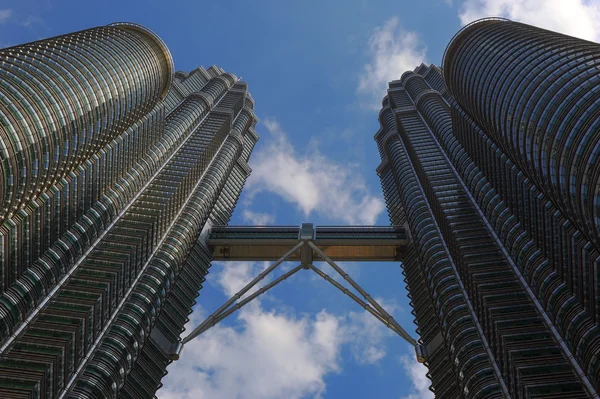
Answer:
[
  {"left": 377, "top": 20, "right": 600, "bottom": 397},
  {"left": 0, "top": 24, "right": 174, "bottom": 293},
  {"left": 0, "top": 24, "right": 259, "bottom": 399},
  {"left": 0, "top": 23, "right": 173, "bottom": 220},
  {"left": 444, "top": 18, "right": 600, "bottom": 248}
]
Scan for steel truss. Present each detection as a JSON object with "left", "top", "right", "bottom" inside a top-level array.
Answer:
[{"left": 172, "top": 240, "right": 427, "bottom": 363}]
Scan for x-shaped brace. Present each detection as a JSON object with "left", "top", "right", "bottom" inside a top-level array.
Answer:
[{"left": 172, "top": 241, "right": 427, "bottom": 363}]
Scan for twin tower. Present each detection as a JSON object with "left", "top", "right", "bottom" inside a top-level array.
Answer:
[{"left": 0, "top": 18, "right": 598, "bottom": 399}]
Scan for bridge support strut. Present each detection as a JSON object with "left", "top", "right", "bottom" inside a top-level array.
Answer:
[{"left": 173, "top": 237, "right": 427, "bottom": 363}]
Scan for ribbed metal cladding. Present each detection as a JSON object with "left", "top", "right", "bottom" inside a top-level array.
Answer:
[
  {"left": 0, "top": 75, "right": 227, "bottom": 341},
  {"left": 0, "top": 23, "right": 259, "bottom": 399},
  {"left": 0, "top": 23, "right": 174, "bottom": 296},
  {"left": 449, "top": 102, "right": 600, "bottom": 389},
  {"left": 376, "top": 61, "right": 599, "bottom": 397},
  {"left": 0, "top": 23, "right": 173, "bottom": 219},
  {"left": 118, "top": 91, "right": 257, "bottom": 398},
  {"left": 443, "top": 18, "right": 600, "bottom": 250},
  {"left": 376, "top": 75, "right": 506, "bottom": 397},
  {"left": 442, "top": 19, "right": 600, "bottom": 395},
  {"left": 70, "top": 103, "right": 256, "bottom": 399}
]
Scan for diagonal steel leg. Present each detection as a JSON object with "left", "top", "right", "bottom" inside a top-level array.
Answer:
[
  {"left": 182, "top": 264, "right": 304, "bottom": 343},
  {"left": 172, "top": 239, "right": 428, "bottom": 364},
  {"left": 309, "top": 264, "right": 417, "bottom": 346},
  {"left": 172, "top": 263, "right": 304, "bottom": 360},
  {"left": 307, "top": 241, "right": 417, "bottom": 347},
  {"left": 182, "top": 241, "right": 305, "bottom": 345}
]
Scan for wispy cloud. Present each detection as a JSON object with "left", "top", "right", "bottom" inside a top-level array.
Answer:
[
  {"left": 214, "top": 262, "right": 404, "bottom": 368},
  {"left": 243, "top": 210, "right": 275, "bottom": 225},
  {"left": 0, "top": 11, "right": 45, "bottom": 29},
  {"left": 22, "top": 15, "right": 44, "bottom": 29},
  {"left": 358, "top": 17, "right": 428, "bottom": 110},
  {"left": 159, "top": 263, "right": 339, "bottom": 399},
  {"left": 246, "top": 119, "right": 384, "bottom": 225},
  {"left": 399, "top": 349, "right": 434, "bottom": 399},
  {"left": 212, "top": 261, "right": 271, "bottom": 297},
  {"left": 0, "top": 9, "right": 13, "bottom": 24},
  {"left": 457, "top": 0, "right": 600, "bottom": 41},
  {"left": 342, "top": 297, "right": 402, "bottom": 365},
  {"left": 159, "top": 306, "right": 344, "bottom": 399}
]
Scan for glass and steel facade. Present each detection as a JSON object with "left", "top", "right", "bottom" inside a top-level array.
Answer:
[
  {"left": 0, "top": 24, "right": 259, "bottom": 398},
  {"left": 376, "top": 19, "right": 600, "bottom": 398}
]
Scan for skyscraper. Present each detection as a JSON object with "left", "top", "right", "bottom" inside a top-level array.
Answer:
[
  {"left": 376, "top": 18, "right": 600, "bottom": 398},
  {"left": 0, "top": 23, "right": 258, "bottom": 398}
]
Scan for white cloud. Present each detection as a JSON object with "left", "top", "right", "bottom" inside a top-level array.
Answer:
[
  {"left": 160, "top": 261, "right": 342, "bottom": 399},
  {"left": 246, "top": 119, "right": 384, "bottom": 225},
  {"left": 358, "top": 17, "right": 428, "bottom": 110},
  {"left": 158, "top": 262, "right": 415, "bottom": 399},
  {"left": 399, "top": 350, "right": 434, "bottom": 399},
  {"left": 344, "top": 296, "right": 404, "bottom": 365},
  {"left": 243, "top": 210, "right": 275, "bottom": 225},
  {"left": 212, "top": 261, "right": 271, "bottom": 297},
  {"left": 457, "top": 0, "right": 600, "bottom": 42},
  {"left": 0, "top": 9, "right": 12, "bottom": 24},
  {"left": 213, "top": 259, "right": 403, "bottom": 369},
  {"left": 344, "top": 309, "right": 390, "bottom": 364},
  {"left": 159, "top": 307, "right": 344, "bottom": 399}
]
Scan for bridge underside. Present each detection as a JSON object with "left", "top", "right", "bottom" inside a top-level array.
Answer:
[
  {"left": 173, "top": 223, "right": 426, "bottom": 365},
  {"left": 208, "top": 225, "right": 408, "bottom": 262}
]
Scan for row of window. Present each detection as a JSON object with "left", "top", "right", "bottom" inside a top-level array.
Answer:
[
  {"left": 74, "top": 121, "right": 250, "bottom": 396},
  {"left": 385, "top": 134, "right": 498, "bottom": 396},
  {"left": 0, "top": 107, "right": 165, "bottom": 295},
  {"left": 0, "top": 84, "right": 257, "bottom": 397},
  {"left": 120, "top": 98, "right": 257, "bottom": 396},
  {"left": 414, "top": 63, "right": 599, "bottom": 393},
  {"left": 0, "top": 80, "right": 219, "bottom": 341},
  {"left": 411, "top": 109, "right": 585, "bottom": 396},
  {"left": 376, "top": 93, "right": 503, "bottom": 395},
  {"left": 450, "top": 104, "right": 600, "bottom": 385},
  {"left": 0, "top": 25, "right": 171, "bottom": 223},
  {"left": 380, "top": 69, "right": 594, "bottom": 396},
  {"left": 445, "top": 20, "right": 600, "bottom": 254}
]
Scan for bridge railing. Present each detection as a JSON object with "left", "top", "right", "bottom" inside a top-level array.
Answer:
[
  {"left": 209, "top": 225, "right": 299, "bottom": 240},
  {"left": 209, "top": 225, "right": 407, "bottom": 241}
]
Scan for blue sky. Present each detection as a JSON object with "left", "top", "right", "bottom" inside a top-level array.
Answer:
[{"left": 2, "top": 1, "right": 599, "bottom": 398}]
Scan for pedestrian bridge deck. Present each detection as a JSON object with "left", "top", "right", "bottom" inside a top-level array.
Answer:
[{"left": 207, "top": 224, "right": 407, "bottom": 262}]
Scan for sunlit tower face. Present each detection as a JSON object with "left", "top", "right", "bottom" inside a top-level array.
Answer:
[{"left": 0, "top": 24, "right": 259, "bottom": 398}]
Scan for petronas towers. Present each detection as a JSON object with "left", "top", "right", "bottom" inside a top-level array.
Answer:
[{"left": 1, "top": 16, "right": 600, "bottom": 399}]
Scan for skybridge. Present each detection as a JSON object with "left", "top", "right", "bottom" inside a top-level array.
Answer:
[
  {"left": 208, "top": 224, "right": 408, "bottom": 262},
  {"left": 173, "top": 223, "right": 427, "bottom": 364}
]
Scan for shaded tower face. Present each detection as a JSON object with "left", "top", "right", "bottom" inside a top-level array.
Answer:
[
  {"left": 0, "top": 25, "right": 259, "bottom": 398},
  {"left": 376, "top": 19, "right": 600, "bottom": 399},
  {"left": 444, "top": 18, "right": 600, "bottom": 247}
]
